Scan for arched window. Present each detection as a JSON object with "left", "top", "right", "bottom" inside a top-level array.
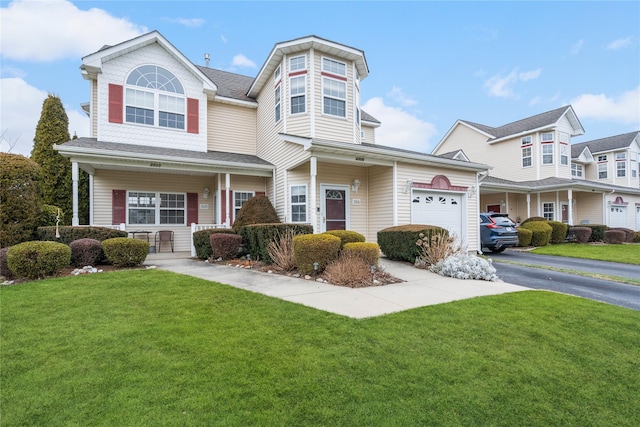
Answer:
[{"left": 125, "top": 65, "right": 186, "bottom": 129}]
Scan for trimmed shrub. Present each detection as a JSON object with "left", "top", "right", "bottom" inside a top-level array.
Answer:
[
  {"left": 323, "top": 230, "right": 365, "bottom": 250},
  {"left": 583, "top": 224, "right": 608, "bottom": 242},
  {"left": 69, "top": 238, "right": 102, "bottom": 267},
  {"left": 232, "top": 195, "right": 280, "bottom": 232},
  {"left": 377, "top": 225, "right": 448, "bottom": 263},
  {"left": 293, "top": 233, "right": 341, "bottom": 275},
  {"left": 0, "top": 247, "right": 14, "bottom": 279},
  {"left": 521, "top": 221, "right": 552, "bottom": 247},
  {"left": 6, "top": 241, "right": 71, "bottom": 279},
  {"left": 608, "top": 227, "right": 635, "bottom": 243},
  {"left": 324, "top": 252, "right": 371, "bottom": 288},
  {"left": 634, "top": 232, "right": 640, "bottom": 243},
  {"left": 343, "top": 242, "right": 380, "bottom": 267},
  {"left": 102, "top": 237, "right": 148, "bottom": 267},
  {"left": 603, "top": 230, "right": 625, "bottom": 245},
  {"left": 547, "top": 220, "right": 569, "bottom": 244},
  {"left": 240, "top": 223, "right": 313, "bottom": 263},
  {"left": 516, "top": 228, "right": 533, "bottom": 247},
  {"left": 567, "top": 227, "right": 592, "bottom": 244},
  {"left": 210, "top": 233, "right": 243, "bottom": 260},
  {"left": 193, "top": 228, "right": 235, "bottom": 259},
  {"left": 37, "top": 226, "right": 127, "bottom": 245},
  {"left": 520, "top": 216, "right": 546, "bottom": 226}
]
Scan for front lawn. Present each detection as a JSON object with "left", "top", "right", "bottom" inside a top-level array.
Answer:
[
  {"left": 530, "top": 243, "right": 640, "bottom": 265},
  {"left": 2, "top": 270, "right": 639, "bottom": 426}
]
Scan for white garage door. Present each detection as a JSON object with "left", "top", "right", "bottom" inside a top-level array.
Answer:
[
  {"left": 610, "top": 206, "right": 627, "bottom": 228},
  {"left": 411, "top": 191, "right": 463, "bottom": 238}
]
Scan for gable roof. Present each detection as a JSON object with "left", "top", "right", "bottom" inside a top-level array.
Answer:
[
  {"left": 570, "top": 131, "right": 640, "bottom": 156},
  {"left": 481, "top": 175, "right": 640, "bottom": 195},
  {"left": 196, "top": 67, "right": 257, "bottom": 104}
]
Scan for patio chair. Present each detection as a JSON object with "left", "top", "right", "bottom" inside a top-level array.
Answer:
[{"left": 155, "top": 230, "right": 174, "bottom": 253}]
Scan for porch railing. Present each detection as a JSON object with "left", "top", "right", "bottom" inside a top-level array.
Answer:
[{"left": 190, "top": 223, "right": 230, "bottom": 257}]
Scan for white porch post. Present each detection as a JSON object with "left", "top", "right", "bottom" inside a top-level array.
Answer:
[
  {"left": 526, "top": 193, "right": 531, "bottom": 219},
  {"left": 283, "top": 170, "right": 288, "bottom": 222},
  {"left": 392, "top": 161, "right": 398, "bottom": 226},
  {"left": 310, "top": 157, "right": 317, "bottom": 233},
  {"left": 504, "top": 191, "right": 509, "bottom": 214},
  {"left": 225, "top": 173, "right": 230, "bottom": 226},
  {"left": 89, "top": 173, "right": 94, "bottom": 225},
  {"left": 71, "top": 161, "right": 79, "bottom": 226},
  {"left": 567, "top": 189, "right": 574, "bottom": 225}
]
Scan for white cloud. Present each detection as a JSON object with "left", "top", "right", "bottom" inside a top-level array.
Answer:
[
  {"left": 1, "top": 0, "right": 146, "bottom": 62},
  {"left": 362, "top": 97, "right": 437, "bottom": 153},
  {"left": 388, "top": 86, "right": 418, "bottom": 107},
  {"left": 0, "top": 78, "right": 89, "bottom": 156},
  {"left": 570, "top": 40, "right": 584, "bottom": 55},
  {"left": 161, "top": 17, "right": 205, "bottom": 28},
  {"left": 571, "top": 86, "right": 640, "bottom": 125},
  {"left": 606, "top": 36, "right": 633, "bottom": 50},
  {"left": 484, "top": 67, "right": 542, "bottom": 98},
  {"left": 231, "top": 54, "right": 257, "bottom": 68}
]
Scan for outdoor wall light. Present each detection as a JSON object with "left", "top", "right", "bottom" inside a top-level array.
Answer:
[
  {"left": 351, "top": 179, "right": 361, "bottom": 193},
  {"left": 203, "top": 187, "right": 210, "bottom": 199}
]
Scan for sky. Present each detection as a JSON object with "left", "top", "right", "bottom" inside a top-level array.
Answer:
[{"left": 1, "top": 0, "right": 639, "bottom": 157}]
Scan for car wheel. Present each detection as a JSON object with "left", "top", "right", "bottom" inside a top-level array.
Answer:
[{"left": 490, "top": 247, "right": 506, "bottom": 253}]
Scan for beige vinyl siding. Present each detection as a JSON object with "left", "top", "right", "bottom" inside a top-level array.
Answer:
[
  {"left": 207, "top": 101, "right": 257, "bottom": 155},
  {"left": 395, "top": 163, "right": 479, "bottom": 250},
  {"left": 91, "top": 79, "right": 98, "bottom": 137},
  {"left": 555, "top": 119, "right": 575, "bottom": 179},
  {"left": 285, "top": 49, "right": 311, "bottom": 138},
  {"left": 93, "top": 170, "right": 214, "bottom": 252},
  {"left": 313, "top": 53, "right": 354, "bottom": 144},
  {"left": 361, "top": 124, "right": 376, "bottom": 144},
  {"left": 367, "top": 165, "right": 394, "bottom": 242},
  {"left": 574, "top": 192, "right": 604, "bottom": 225}
]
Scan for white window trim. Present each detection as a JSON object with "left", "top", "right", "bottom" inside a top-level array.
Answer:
[
  {"left": 322, "top": 56, "right": 347, "bottom": 77},
  {"left": 289, "top": 55, "right": 307, "bottom": 72},
  {"left": 521, "top": 136, "right": 532, "bottom": 145},
  {"left": 543, "top": 202, "right": 555, "bottom": 221},
  {"left": 598, "top": 162, "right": 608, "bottom": 179},
  {"left": 234, "top": 191, "right": 255, "bottom": 217},
  {"left": 274, "top": 85, "right": 281, "bottom": 123},
  {"left": 289, "top": 75, "right": 306, "bottom": 115},
  {"left": 322, "top": 76, "right": 347, "bottom": 118},
  {"left": 560, "top": 145, "right": 568, "bottom": 166},
  {"left": 289, "top": 184, "right": 308, "bottom": 223},
  {"left": 617, "top": 160, "right": 626, "bottom": 177},
  {"left": 571, "top": 163, "right": 583, "bottom": 178},
  {"left": 522, "top": 146, "right": 532, "bottom": 168},
  {"left": 541, "top": 132, "right": 554, "bottom": 142},
  {"left": 542, "top": 143, "right": 554, "bottom": 165},
  {"left": 127, "top": 191, "right": 186, "bottom": 226}
]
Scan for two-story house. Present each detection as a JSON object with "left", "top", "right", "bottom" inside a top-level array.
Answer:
[
  {"left": 56, "top": 31, "right": 490, "bottom": 252},
  {"left": 433, "top": 106, "right": 640, "bottom": 230}
]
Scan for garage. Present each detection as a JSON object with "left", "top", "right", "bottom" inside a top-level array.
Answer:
[
  {"left": 411, "top": 190, "right": 463, "bottom": 238},
  {"left": 609, "top": 205, "right": 627, "bottom": 228}
]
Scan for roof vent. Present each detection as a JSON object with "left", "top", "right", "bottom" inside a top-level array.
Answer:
[{"left": 204, "top": 53, "right": 210, "bottom": 67}]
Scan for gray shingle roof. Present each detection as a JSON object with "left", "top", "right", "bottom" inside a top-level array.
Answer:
[
  {"left": 361, "top": 110, "right": 380, "bottom": 124},
  {"left": 58, "top": 138, "right": 273, "bottom": 166},
  {"left": 482, "top": 175, "right": 640, "bottom": 194},
  {"left": 196, "top": 66, "right": 257, "bottom": 103},
  {"left": 461, "top": 106, "right": 574, "bottom": 141},
  {"left": 570, "top": 131, "right": 639, "bottom": 156}
]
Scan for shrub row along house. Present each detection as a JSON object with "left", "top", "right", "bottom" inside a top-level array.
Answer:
[
  {"left": 55, "top": 31, "right": 640, "bottom": 254},
  {"left": 55, "top": 31, "right": 490, "bottom": 252},
  {"left": 433, "top": 109, "right": 640, "bottom": 231}
]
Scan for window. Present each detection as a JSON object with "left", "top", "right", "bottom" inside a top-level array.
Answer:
[
  {"left": 323, "top": 77, "right": 346, "bottom": 117},
  {"left": 541, "top": 132, "right": 554, "bottom": 142},
  {"left": 274, "top": 65, "right": 281, "bottom": 82},
  {"left": 290, "top": 185, "right": 307, "bottom": 222},
  {"left": 234, "top": 192, "right": 254, "bottom": 217},
  {"left": 559, "top": 132, "right": 569, "bottom": 144},
  {"left": 322, "top": 57, "right": 346, "bottom": 76},
  {"left": 290, "top": 76, "right": 306, "bottom": 114},
  {"left": 521, "top": 136, "right": 532, "bottom": 145},
  {"left": 542, "top": 143, "right": 554, "bottom": 165},
  {"left": 597, "top": 155, "right": 607, "bottom": 162},
  {"left": 571, "top": 163, "right": 583, "bottom": 178},
  {"left": 289, "top": 55, "right": 306, "bottom": 72},
  {"left": 560, "top": 145, "right": 568, "bottom": 165},
  {"left": 598, "top": 162, "right": 608, "bottom": 179},
  {"left": 632, "top": 169, "right": 637, "bottom": 178},
  {"left": 522, "top": 146, "right": 532, "bottom": 167},
  {"left": 617, "top": 161, "right": 626, "bottom": 177},
  {"left": 127, "top": 191, "right": 185, "bottom": 225},
  {"left": 125, "top": 65, "right": 185, "bottom": 130},
  {"left": 360, "top": 130, "right": 365, "bottom": 139},
  {"left": 274, "top": 85, "right": 281, "bottom": 122},
  {"left": 543, "top": 202, "right": 555, "bottom": 221}
]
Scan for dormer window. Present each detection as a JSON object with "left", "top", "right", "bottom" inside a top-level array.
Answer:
[{"left": 125, "top": 65, "right": 185, "bottom": 130}]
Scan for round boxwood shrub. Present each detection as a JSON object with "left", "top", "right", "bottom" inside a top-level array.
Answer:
[
  {"left": 210, "top": 233, "right": 243, "bottom": 260},
  {"left": 520, "top": 221, "right": 552, "bottom": 247},
  {"left": 567, "top": 226, "right": 592, "bottom": 244},
  {"left": 193, "top": 228, "right": 235, "bottom": 260},
  {"left": 516, "top": 227, "right": 533, "bottom": 247},
  {"left": 232, "top": 195, "right": 280, "bottom": 232},
  {"left": 6, "top": 241, "right": 71, "bottom": 279},
  {"left": 377, "top": 225, "right": 448, "bottom": 263},
  {"left": 343, "top": 242, "right": 380, "bottom": 266},
  {"left": 293, "top": 233, "right": 341, "bottom": 275},
  {"left": 520, "top": 216, "right": 546, "bottom": 226},
  {"left": 69, "top": 238, "right": 102, "bottom": 267},
  {"left": 608, "top": 227, "right": 635, "bottom": 243},
  {"left": 102, "top": 237, "right": 148, "bottom": 267},
  {"left": 603, "top": 230, "right": 625, "bottom": 245},
  {"left": 546, "top": 220, "right": 569, "bottom": 244},
  {"left": 323, "top": 230, "right": 365, "bottom": 250}
]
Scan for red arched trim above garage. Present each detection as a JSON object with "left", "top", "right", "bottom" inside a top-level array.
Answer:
[{"left": 412, "top": 175, "right": 468, "bottom": 192}]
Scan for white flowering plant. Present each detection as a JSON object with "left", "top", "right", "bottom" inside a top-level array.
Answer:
[{"left": 429, "top": 253, "right": 499, "bottom": 282}]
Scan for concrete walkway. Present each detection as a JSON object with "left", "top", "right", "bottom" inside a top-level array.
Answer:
[{"left": 145, "top": 252, "right": 528, "bottom": 319}]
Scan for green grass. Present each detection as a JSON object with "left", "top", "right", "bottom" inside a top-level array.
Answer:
[
  {"left": 530, "top": 243, "right": 640, "bottom": 265},
  {"left": 2, "top": 270, "right": 639, "bottom": 426}
]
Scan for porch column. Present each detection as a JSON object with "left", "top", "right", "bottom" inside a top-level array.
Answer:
[
  {"left": 567, "top": 189, "right": 574, "bottom": 226},
  {"left": 225, "top": 173, "right": 230, "bottom": 226},
  {"left": 89, "top": 173, "right": 94, "bottom": 225},
  {"left": 283, "top": 170, "right": 288, "bottom": 222},
  {"left": 504, "top": 191, "right": 509, "bottom": 214},
  {"left": 310, "top": 157, "right": 317, "bottom": 233},
  {"left": 71, "top": 161, "right": 79, "bottom": 226},
  {"left": 526, "top": 193, "right": 531, "bottom": 219},
  {"left": 392, "top": 161, "right": 398, "bottom": 226}
]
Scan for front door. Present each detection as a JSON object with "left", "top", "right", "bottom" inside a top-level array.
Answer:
[
  {"left": 561, "top": 204, "right": 569, "bottom": 223},
  {"left": 321, "top": 185, "right": 347, "bottom": 231}
]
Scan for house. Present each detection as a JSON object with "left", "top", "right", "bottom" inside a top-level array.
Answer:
[
  {"left": 432, "top": 106, "right": 640, "bottom": 230},
  {"left": 55, "top": 31, "right": 490, "bottom": 252}
]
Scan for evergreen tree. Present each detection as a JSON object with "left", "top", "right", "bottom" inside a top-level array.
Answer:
[{"left": 31, "top": 95, "right": 72, "bottom": 224}]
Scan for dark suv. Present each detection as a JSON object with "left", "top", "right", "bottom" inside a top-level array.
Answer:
[{"left": 480, "top": 213, "right": 519, "bottom": 253}]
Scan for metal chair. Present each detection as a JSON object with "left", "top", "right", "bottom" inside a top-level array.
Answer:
[{"left": 155, "top": 230, "right": 174, "bottom": 253}]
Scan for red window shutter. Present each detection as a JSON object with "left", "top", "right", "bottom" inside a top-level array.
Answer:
[
  {"left": 112, "top": 189, "right": 126, "bottom": 224},
  {"left": 108, "top": 84, "right": 123, "bottom": 124},
  {"left": 187, "top": 98, "right": 199, "bottom": 134},
  {"left": 187, "top": 192, "right": 198, "bottom": 225},
  {"left": 256, "top": 192, "right": 265, "bottom": 197}
]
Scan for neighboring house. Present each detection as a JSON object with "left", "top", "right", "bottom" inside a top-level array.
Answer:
[
  {"left": 433, "top": 106, "right": 640, "bottom": 231},
  {"left": 56, "top": 31, "right": 490, "bottom": 252}
]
